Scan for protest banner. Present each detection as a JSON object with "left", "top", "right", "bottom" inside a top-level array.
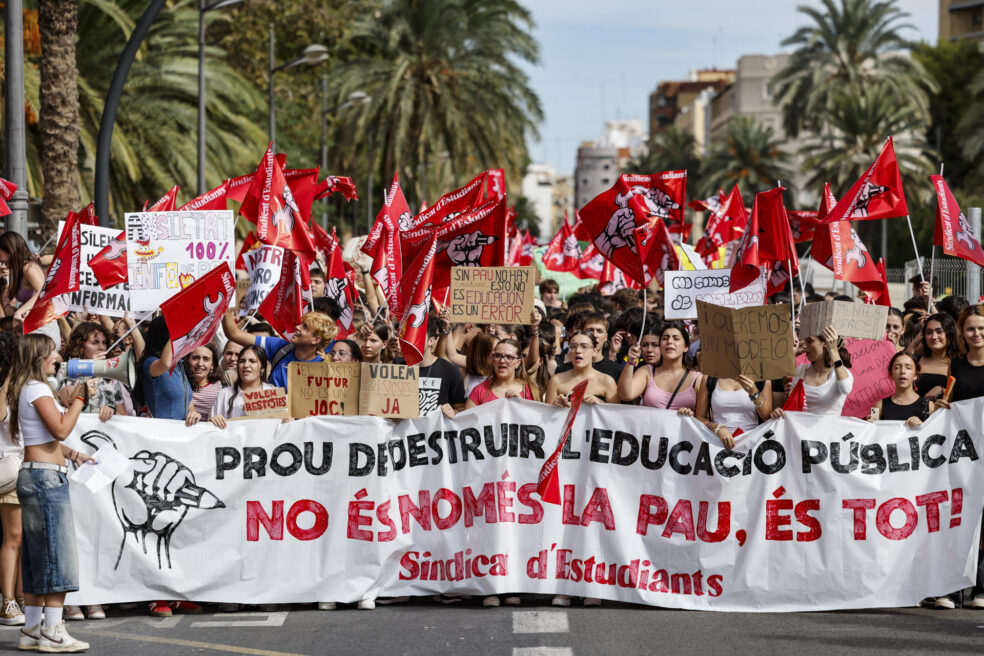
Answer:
[
  {"left": 697, "top": 300, "right": 796, "bottom": 381},
  {"left": 239, "top": 244, "right": 285, "bottom": 316},
  {"left": 63, "top": 399, "right": 984, "bottom": 611},
  {"left": 798, "top": 301, "right": 888, "bottom": 341},
  {"left": 288, "top": 362, "right": 360, "bottom": 418},
  {"left": 125, "top": 210, "right": 235, "bottom": 312},
  {"left": 243, "top": 387, "right": 289, "bottom": 418},
  {"left": 359, "top": 362, "right": 419, "bottom": 418},
  {"left": 797, "top": 338, "right": 896, "bottom": 419},
  {"left": 665, "top": 269, "right": 766, "bottom": 320},
  {"left": 449, "top": 266, "right": 535, "bottom": 324},
  {"left": 57, "top": 221, "right": 133, "bottom": 318}
]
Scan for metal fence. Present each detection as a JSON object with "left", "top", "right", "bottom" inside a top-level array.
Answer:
[{"left": 886, "top": 255, "right": 983, "bottom": 303}]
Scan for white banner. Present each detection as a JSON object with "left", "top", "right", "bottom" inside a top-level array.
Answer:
[
  {"left": 57, "top": 222, "right": 133, "bottom": 318},
  {"left": 64, "top": 399, "right": 984, "bottom": 612},
  {"left": 665, "top": 269, "right": 766, "bottom": 320},
  {"left": 125, "top": 210, "right": 235, "bottom": 312},
  {"left": 239, "top": 244, "right": 284, "bottom": 316}
]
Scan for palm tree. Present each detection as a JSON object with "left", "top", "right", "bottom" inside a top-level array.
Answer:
[
  {"left": 7, "top": 0, "right": 266, "bottom": 224},
  {"left": 958, "top": 69, "right": 984, "bottom": 187},
  {"left": 623, "top": 127, "right": 701, "bottom": 186},
  {"left": 322, "top": 0, "right": 543, "bottom": 206},
  {"left": 770, "top": 0, "right": 935, "bottom": 139},
  {"left": 700, "top": 116, "right": 792, "bottom": 199},
  {"left": 37, "top": 0, "right": 81, "bottom": 234}
]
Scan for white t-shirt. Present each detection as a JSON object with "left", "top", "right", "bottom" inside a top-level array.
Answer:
[
  {"left": 711, "top": 386, "right": 760, "bottom": 433},
  {"left": 18, "top": 381, "right": 63, "bottom": 447},
  {"left": 793, "top": 364, "right": 854, "bottom": 416},
  {"left": 210, "top": 383, "right": 275, "bottom": 419}
]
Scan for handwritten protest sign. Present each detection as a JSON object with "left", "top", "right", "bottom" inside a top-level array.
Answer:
[
  {"left": 243, "top": 387, "right": 289, "bottom": 418},
  {"left": 797, "top": 338, "right": 896, "bottom": 419},
  {"left": 125, "top": 210, "right": 235, "bottom": 312},
  {"left": 798, "top": 300, "right": 888, "bottom": 341},
  {"left": 697, "top": 300, "right": 796, "bottom": 381},
  {"left": 449, "top": 266, "right": 535, "bottom": 324},
  {"left": 665, "top": 269, "right": 766, "bottom": 320},
  {"left": 58, "top": 221, "right": 134, "bottom": 318},
  {"left": 239, "top": 244, "right": 285, "bottom": 316},
  {"left": 288, "top": 362, "right": 360, "bottom": 418},
  {"left": 359, "top": 362, "right": 419, "bottom": 418},
  {"left": 678, "top": 243, "right": 707, "bottom": 270}
]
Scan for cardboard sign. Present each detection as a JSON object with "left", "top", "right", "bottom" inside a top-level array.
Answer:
[
  {"left": 243, "top": 387, "right": 289, "bottom": 418},
  {"left": 359, "top": 362, "right": 419, "bottom": 418},
  {"left": 125, "top": 210, "right": 235, "bottom": 312},
  {"left": 796, "top": 338, "right": 896, "bottom": 419},
  {"left": 288, "top": 362, "right": 360, "bottom": 418},
  {"left": 449, "top": 266, "right": 535, "bottom": 324},
  {"left": 697, "top": 300, "right": 796, "bottom": 381},
  {"left": 665, "top": 269, "right": 766, "bottom": 320},
  {"left": 58, "top": 221, "right": 135, "bottom": 318},
  {"left": 798, "top": 301, "right": 888, "bottom": 341},
  {"left": 235, "top": 277, "right": 250, "bottom": 307}
]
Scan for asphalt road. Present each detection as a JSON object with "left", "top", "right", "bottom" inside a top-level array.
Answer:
[{"left": 1, "top": 599, "right": 981, "bottom": 656}]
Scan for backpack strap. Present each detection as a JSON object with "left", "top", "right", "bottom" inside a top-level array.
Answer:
[{"left": 271, "top": 344, "right": 294, "bottom": 371}]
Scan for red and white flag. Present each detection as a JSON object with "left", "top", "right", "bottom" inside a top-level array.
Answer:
[
  {"left": 241, "top": 144, "right": 317, "bottom": 257},
  {"left": 284, "top": 168, "right": 322, "bottom": 222},
  {"left": 145, "top": 186, "right": 180, "bottom": 213},
  {"left": 313, "top": 175, "right": 359, "bottom": 202},
  {"left": 621, "top": 170, "right": 687, "bottom": 225},
  {"left": 536, "top": 378, "right": 590, "bottom": 505},
  {"left": 22, "top": 297, "right": 69, "bottom": 335},
  {"left": 824, "top": 137, "right": 908, "bottom": 223},
  {"left": 931, "top": 174, "right": 984, "bottom": 268},
  {"left": 812, "top": 219, "right": 885, "bottom": 302},
  {"left": 89, "top": 230, "right": 128, "bottom": 290},
  {"left": 485, "top": 168, "right": 506, "bottom": 201},
  {"left": 259, "top": 248, "right": 312, "bottom": 339},
  {"left": 577, "top": 242, "right": 605, "bottom": 280},
  {"left": 578, "top": 176, "right": 651, "bottom": 286},
  {"left": 397, "top": 234, "right": 438, "bottom": 367},
  {"left": 225, "top": 172, "right": 255, "bottom": 203},
  {"left": 696, "top": 185, "right": 747, "bottom": 265},
  {"left": 38, "top": 210, "right": 82, "bottom": 304},
  {"left": 161, "top": 263, "right": 236, "bottom": 372},
  {"left": 325, "top": 227, "right": 357, "bottom": 338},
  {"left": 179, "top": 181, "right": 229, "bottom": 212},
  {"left": 543, "top": 216, "right": 581, "bottom": 272},
  {"left": 411, "top": 172, "right": 488, "bottom": 230},
  {"left": 789, "top": 210, "right": 819, "bottom": 243},
  {"left": 363, "top": 175, "right": 412, "bottom": 316},
  {"left": 77, "top": 202, "right": 98, "bottom": 226},
  {"left": 730, "top": 187, "right": 797, "bottom": 294},
  {"left": 0, "top": 177, "right": 17, "bottom": 217},
  {"left": 640, "top": 217, "right": 680, "bottom": 288}
]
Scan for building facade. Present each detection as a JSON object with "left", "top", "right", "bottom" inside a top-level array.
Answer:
[
  {"left": 573, "top": 120, "right": 645, "bottom": 209},
  {"left": 648, "top": 69, "right": 735, "bottom": 141},
  {"left": 940, "top": 0, "right": 984, "bottom": 42}
]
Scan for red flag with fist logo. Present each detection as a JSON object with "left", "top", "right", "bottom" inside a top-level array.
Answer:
[
  {"left": 161, "top": 263, "right": 236, "bottom": 372},
  {"left": 241, "top": 144, "right": 317, "bottom": 257},
  {"left": 398, "top": 234, "right": 438, "bottom": 367},
  {"left": 823, "top": 137, "right": 908, "bottom": 223}
]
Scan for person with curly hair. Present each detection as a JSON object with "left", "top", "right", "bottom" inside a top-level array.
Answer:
[{"left": 56, "top": 322, "right": 129, "bottom": 423}]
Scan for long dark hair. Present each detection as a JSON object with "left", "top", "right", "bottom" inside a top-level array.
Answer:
[
  {"left": 0, "top": 231, "right": 37, "bottom": 296},
  {"left": 184, "top": 342, "right": 221, "bottom": 391},
  {"left": 61, "top": 322, "right": 112, "bottom": 360},
  {"left": 228, "top": 345, "right": 268, "bottom": 417},
  {"left": 920, "top": 312, "right": 959, "bottom": 360},
  {"left": 134, "top": 315, "right": 171, "bottom": 408}
]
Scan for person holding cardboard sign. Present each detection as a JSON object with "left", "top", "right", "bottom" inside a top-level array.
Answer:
[
  {"left": 208, "top": 346, "right": 275, "bottom": 429},
  {"left": 618, "top": 321, "right": 703, "bottom": 414},
  {"left": 695, "top": 375, "right": 772, "bottom": 449},
  {"left": 772, "top": 326, "right": 852, "bottom": 418}
]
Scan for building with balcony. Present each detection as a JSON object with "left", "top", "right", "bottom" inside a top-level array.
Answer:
[{"left": 940, "top": 0, "right": 984, "bottom": 42}]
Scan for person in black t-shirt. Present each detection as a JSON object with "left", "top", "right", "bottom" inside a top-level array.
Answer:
[{"left": 395, "top": 316, "right": 466, "bottom": 418}]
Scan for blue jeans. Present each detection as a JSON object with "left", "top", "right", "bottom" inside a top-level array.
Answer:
[{"left": 17, "top": 468, "right": 79, "bottom": 595}]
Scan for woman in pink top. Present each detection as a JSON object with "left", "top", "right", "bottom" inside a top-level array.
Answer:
[
  {"left": 619, "top": 320, "right": 703, "bottom": 413},
  {"left": 464, "top": 339, "right": 539, "bottom": 408}
]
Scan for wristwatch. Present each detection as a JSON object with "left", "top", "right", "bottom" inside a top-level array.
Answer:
[
  {"left": 749, "top": 391, "right": 761, "bottom": 401},
  {"left": 833, "top": 360, "right": 844, "bottom": 368}
]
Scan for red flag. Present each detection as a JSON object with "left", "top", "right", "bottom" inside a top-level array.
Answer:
[
  {"left": 789, "top": 211, "right": 819, "bottom": 243},
  {"left": 146, "top": 186, "right": 180, "bottom": 213},
  {"left": 397, "top": 234, "right": 438, "bottom": 366},
  {"left": 363, "top": 175, "right": 412, "bottom": 317},
  {"left": 22, "top": 297, "right": 69, "bottom": 335},
  {"left": 578, "top": 176, "right": 651, "bottom": 286},
  {"left": 572, "top": 212, "right": 590, "bottom": 241},
  {"left": 313, "top": 175, "right": 359, "bottom": 202},
  {"left": 817, "top": 182, "right": 838, "bottom": 220},
  {"left": 518, "top": 231, "right": 535, "bottom": 267},
  {"left": 543, "top": 216, "right": 581, "bottom": 272},
  {"left": 813, "top": 220, "right": 882, "bottom": 295},
  {"left": 666, "top": 220, "right": 693, "bottom": 242},
  {"left": 729, "top": 196, "right": 764, "bottom": 293},
  {"left": 225, "top": 172, "right": 254, "bottom": 203},
  {"left": 259, "top": 248, "right": 312, "bottom": 339},
  {"left": 782, "top": 379, "right": 806, "bottom": 412},
  {"left": 283, "top": 168, "right": 321, "bottom": 222},
  {"left": 931, "top": 174, "right": 984, "bottom": 268},
  {"left": 89, "top": 230, "right": 128, "bottom": 289},
  {"left": 537, "top": 378, "right": 590, "bottom": 504},
  {"left": 688, "top": 191, "right": 723, "bottom": 215},
  {"left": 730, "top": 187, "right": 798, "bottom": 295},
  {"left": 621, "top": 170, "right": 687, "bottom": 225},
  {"left": 325, "top": 227, "right": 356, "bottom": 337},
  {"left": 241, "top": 144, "right": 317, "bottom": 257},
  {"left": 160, "top": 263, "right": 236, "bottom": 372},
  {"left": 77, "top": 203, "right": 98, "bottom": 226},
  {"left": 38, "top": 211, "right": 82, "bottom": 304},
  {"left": 696, "top": 185, "right": 747, "bottom": 264},
  {"left": 577, "top": 242, "right": 605, "bottom": 280},
  {"left": 869, "top": 258, "right": 892, "bottom": 307},
  {"left": 640, "top": 218, "right": 680, "bottom": 288},
  {"left": 485, "top": 168, "right": 506, "bottom": 201},
  {"left": 0, "top": 177, "right": 17, "bottom": 217},
  {"left": 824, "top": 137, "right": 908, "bottom": 223},
  {"left": 235, "top": 232, "right": 261, "bottom": 271},
  {"left": 411, "top": 172, "right": 488, "bottom": 229},
  {"left": 180, "top": 181, "right": 229, "bottom": 212}
]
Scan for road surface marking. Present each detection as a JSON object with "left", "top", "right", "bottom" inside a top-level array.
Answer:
[
  {"left": 512, "top": 649, "right": 574, "bottom": 656},
  {"left": 512, "top": 611, "right": 570, "bottom": 634},
  {"left": 75, "top": 629, "right": 308, "bottom": 656},
  {"left": 190, "top": 611, "right": 289, "bottom": 628}
]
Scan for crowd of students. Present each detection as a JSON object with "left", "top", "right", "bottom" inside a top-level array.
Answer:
[{"left": 0, "top": 230, "right": 982, "bottom": 651}]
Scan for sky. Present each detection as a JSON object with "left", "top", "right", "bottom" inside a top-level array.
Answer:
[{"left": 520, "top": 0, "right": 939, "bottom": 177}]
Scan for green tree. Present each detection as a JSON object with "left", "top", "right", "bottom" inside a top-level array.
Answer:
[
  {"left": 699, "top": 116, "right": 792, "bottom": 200},
  {"left": 623, "top": 127, "right": 701, "bottom": 191},
  {"left": 510, "top": 195, "right": 540, "bottom": 239},
  {"left": 771, "top": 0, "right": 935, "bottom": 140},
  {"left": 322, "top": 0, "right": 543, "bottom": 208}
]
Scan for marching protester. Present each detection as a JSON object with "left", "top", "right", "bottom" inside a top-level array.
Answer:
[
  {"left": 57, "top": 322, "right": 129, "bottom": 423},
  {"left": 695, "top": 374, "right": 772, "bottom": 449},
  {"left": 0, "top": 333, "right": 24, "bottom": 627},
  {"left": 0, "top": 233, "right": 59, "bottom": 347},
  {"left": 545, "top": 330, "right": 617, "bottom": 407},
  {"left": 209, "top": 346, "right": 274, "bottom": 428},
  {"left": 772, "top": 327, "right": 852, "bottom": 418},
  {"left": 869, "top": 352, "right": 934, "bottom": 425},
  {"left": 138, "top": 317, "right": 200, "bottom": 426},
  {"left": 619, "top": 321, "right": 703, "bottom": 413},
  {"left": 8, "top": 334, "right": 93, "bottom": 652},
  {"left": 945, "top": 304, "right": 984, "bottom": 404},
  {"left": 357, "top": 321, "right": 390, "bottom": 364},
  {"left": 464, "top": 338, "right": 539, "bottom": 409},
  {"left": 186, "top": 344, "right": 223, "bottom": 420},
  {"left": 914, "top": 313, "right": 958, "bottom": 400}
]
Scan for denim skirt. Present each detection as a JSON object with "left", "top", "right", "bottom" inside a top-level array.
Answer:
[{"left": 17, "top": 468, "right": 80, "bottom": 595}]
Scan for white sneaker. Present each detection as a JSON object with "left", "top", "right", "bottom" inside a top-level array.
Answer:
[
  {"left": 357, "top": 599, "right": 375, "bottom": 610},
  {"left": 482, "top": 596, "right": 500, "bottom": 607},
  {"left": 1, "top": 598, "right": 25, "bottom": 625},
  {"left": 38, "top": 621, "right": 89, "bottom": 652},
  {"left": 934, "top": 596, "right": 956, "bottom": 609},
  {"left": 970, "top": 595, "right": 984, "bottom": 609},
  {"left": 18, "top": 623, "right": 40, "bottom": 651},
  {"left": 551, "top": 595, "right": 571, "bottom": 607},
  {"left": 316, "top": 602, "right": 336, "bottom": 610}
]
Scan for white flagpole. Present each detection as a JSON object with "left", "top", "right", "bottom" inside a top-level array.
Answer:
[
  {"left": 786, "top": 259, "right": 796, "bottom": 325},
  {"left": 639, "top": 287, "right": 648, "bottom": 345},
  {"left": 105, "top": 317, "right": 147, "bottom": 354}
]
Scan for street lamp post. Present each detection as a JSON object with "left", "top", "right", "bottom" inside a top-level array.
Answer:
[
  {"left": 4, "top": 0, "right": 29, "bottom": 236},
  {"left": 318, "top": 84, "right": 370, "bottom": 227},
  {"left": 197, "top": 0, "right": 245, "bottom": 196},
  {"left": 269, "top": 25, "right": 328, "bottom": 150}
]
